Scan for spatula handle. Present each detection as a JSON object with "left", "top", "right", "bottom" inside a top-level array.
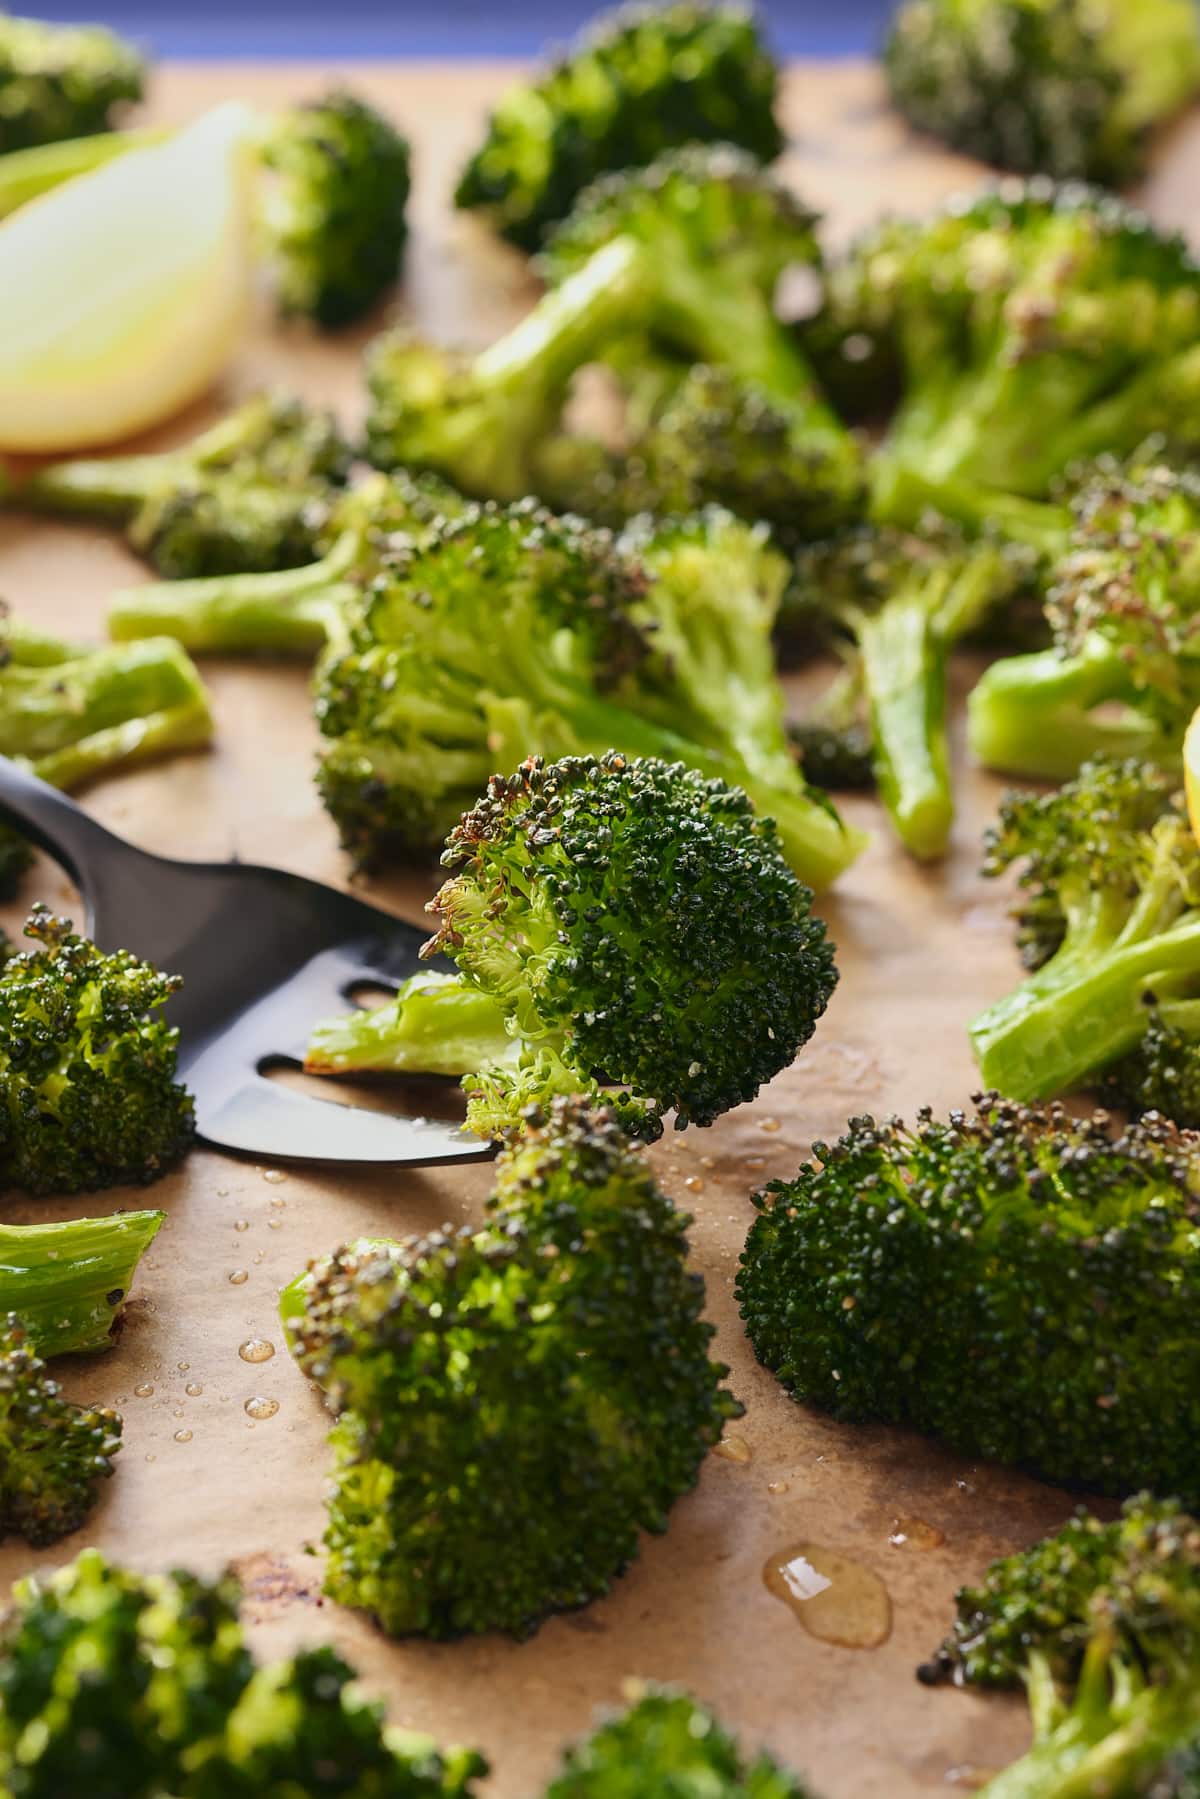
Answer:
[{"left": 0, "top": 756, "right": 135, "bottom": 899}]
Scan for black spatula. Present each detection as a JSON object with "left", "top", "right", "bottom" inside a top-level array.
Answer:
[{"left": 0, "top": 758, "right": 493, "bottom": 1167}]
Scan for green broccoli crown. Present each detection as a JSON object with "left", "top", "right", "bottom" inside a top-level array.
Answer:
[
  {"left": 0, "top": 904, "right": 194, "bottom": 1195},
  {"left": 0, "top": 13, "right": 145, "bottom": 155},
  {"left": 262, "top": 89, "right": 412, "bottom": 329},
  {"left": 884, "top": 0, "right": 1200, "bottom": 186},
  {"left": 425, "top": 752, "right": 838, "bottom": 1136},
  {"left": 186, "top": 391, "right": 354, "bottom": 489},
  {"left": 787, "top": 719, "right": 878, "bottom": 791},
  {"left": 0, "top": 1316, "right": 122, "bottom": 1547},
  {"left": 128, "top": 478, "right": 333, "bottom": 580},
  {"left": 454, "top": 1, "right": 783, "bottom": 251},
  {"left": 546, "top": 1684, "right": 817, "bottom": 1797},
  {"left": 737, "top": 1093, "right": 1200, "bottom": 1498},
  {"left": 288, "top": 1097, "right": 739, "bottom": 1639}
]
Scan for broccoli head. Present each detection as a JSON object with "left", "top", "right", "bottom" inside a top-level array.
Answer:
[
  {"left": 737, "top": 1094, "right": 1200, "bottom": 1499},
  {"left": 0, "top": 13, "right": 145, "bottom": 155},
  {"left": 0, "top": 1206, "right": 164, "bottom": 1357},
  {"left": 971, "top": 756, "right": 1200, "bottom": 1110},
  {"left": 260, "top": 90, "right": 412, "bottom": 328},
  {"left": 283, "top": 1098, "right": 739, "bottom": 1638},
  {"left": 820, "top": 182, "right": 1200, "bottom": 530},
  {"left": 309, "top": 753, "right": 838, "bottom": 1140},
  {"left": 969, "top": 450, "right": 1200, "bottom": 779},
  {"left": 0, "top": 904, "right": 194, "bottom": 1194},
  {"left": 546, "top": 1685, "right": 819, "bottom": 1797},
  {"left": 455, "top": 1, "right": 784, "bottom": 251},
  {"left": 920, "top": 1495, "right": 1200, "bottom": 1799},
  {"left": 884, "top": 0, "right": 1200, "bottom": 186},
  {"left": 0, "top": 1315, "right": 122, "bottom": 1546}
]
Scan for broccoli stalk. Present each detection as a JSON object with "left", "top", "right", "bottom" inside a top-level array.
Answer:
[
  {"left": 0, "top": 1317, "right": 124, "bottom": 1546},
  {"left": 0, "top": 13, "right": 145, "bottom": 155},
  {"left": 0, "top": 1209, "right": 164, "bottom": 1357},
  {"left": 970, "top": 757, "right": 1200, "bottom": 1106},
  {"left": 307, "top": 970, "right": 514, "bottom": 1078}
]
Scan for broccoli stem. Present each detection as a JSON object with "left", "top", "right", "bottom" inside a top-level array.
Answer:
[
  {"left": 18, "top": 449, "right": 193, "bottom": 522},
  {"left": 967, "top": 642, "right": 1176, "bottom": 777},
  {"left": 0, "top": 126, "right": 165, "bottom": 221},
  {"left": 856, "top": 588, "right": 952, "bottom": 861},
  {"left": 33, "top": 693, "right": 214, "bottom": 789},
  {"left": 0, "top": 638, "right": 214, "bottom": 766},
  {"left": 870, "top": 460, "right": 1071, "bottom": 553},
  {"left": 306, "top": 971, "right": 516, "bottom": 1077},
  {"left": 109, "top": 566, "right": 351, "bottom": 656},
  {"left": 0, "top": 1209, "right": 165, "bottom": 1356}
]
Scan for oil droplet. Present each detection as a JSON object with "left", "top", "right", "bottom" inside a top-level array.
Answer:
[
  {"left": 177, "top": 1361, "right": 190, "bottom": 1373},
  {"left": 767, "top": 1479, "right": 790, "bottom": 1495},
  {"left": 233, "top": 1219, "right": 250, "bottom": 1233},
  {"left": 946, "top": 1768, "right": 999, "bottom": 1790},
  {"left": 174, "top": 1429, "right": 193, "bottom": 1444},
  {"left": 228, "top": 1269, "right": 249, "bottom": 1286},
  {"left": 744, "top": 1156, "right": 766, "bottom": 1172},
  {"left": 185, "top": 1382, "right": 204, "bottom": 1397},
  {"left": 713, "top": 1435, "right": 752, "bottom": 1465},
  {"left": 267, "top": 1218, "right": 283, "bottom": 1230},
  {"left": 239, "top": 1337, "right": 275, "bottom": 1364},
  {"left": 145, "top": 1453, "right": 156, "bottom": 1463},
  {"left": 889, "top": 1516, "right": 945, "bottom": 1550},
  {"left": 762, "top": 1542, "right": 892, "bottom": 1648},
  {"left": 759, "top": 1116, "right": 781, "bottom": 1133},
  {"left": 683, "top": 1176, "right": 705, "bottom": 1193},
  {"left": 699, "top": 1155, "right": 715, "bottom": 1170},
  {"left": 244, "top": 1396, "right": 280, "bottom": 1421},
  {"left": 173, "top": 1407, "right": 184, "bottom": 1418},
  {"left": 133, "top": 1383, "right": 154, "bottom": 1399},
  {"left": 268, "top": 1194, "right": 286, "bottom": 1209},
  {"left": 262, "top": 1168, "right": 288, "bottom": 1184},
  {"left": 253, "top": 1251, "right": 265, "bottom": 1265},
  {"left": 216, "top": 1187, "right": 229, "bottom": 1197}
]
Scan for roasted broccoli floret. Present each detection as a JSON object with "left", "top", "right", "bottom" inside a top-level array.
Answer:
[
  {"left": 920, "top": 1496, "right": 1200, "bottom": 1799},
  {"left": 308, "top": 496, "right": 863, "bottom": 887},
  {"left": 0, "top": 904, "right": 194, "bottom": 1194},
  {"left": 454, "top": 0, "right": 783, "bottom": 251},
  {"left": 0, "top": 12, "right": 145, "bottom": 155},
  {"left": 969, "top": 451, "right": 1200, "bottom": 778},
  {"left": 819, "top": 183, "right": 1200, "bottom": 531},
  {"left": 737, "top": 1094, "right": 1200, "bottom": 1498},
  {"left": 545, "top": 1685, "right": 819, "bottom": 1797},
  {"left": 790, "top": 522, "right": 1040, "bottom": 858},
  {"left": 0, "top": 1316, "right": 122, "bottom": 1546},
  {"left": 282, "top": 1099, "right": 739, "bottom": 1638},
  {"left": 971, "top": 756, "right": 1200, "bottom": 1109},
  {"left": 788, "top": 717, "right": 878, "bottom": 791},
  {"left": 0, "top": 1549, "right": 486, "bottom": 1799},
  {"left": 0, "top": 1207, "right": 164, "bottom": 1357},
  {"left": 308, "top": 754, "right": 838, "bottom": 1139},
  {"left": 885, "top": 0, "right": 1200, "bottom": 186},
  {"left": 260, "top": 90, "right": 411, "bottom": 328},
  {"left": 8, "top": 392, "right": 351, "bottom": 578}
]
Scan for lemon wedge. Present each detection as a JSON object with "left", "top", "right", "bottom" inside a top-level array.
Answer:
[
  {"left": 0, "top": 104, "right": 258, "bottom": 453},
  {"left": 1185, "top": 707, "right": 1200, "bottom": 844}
]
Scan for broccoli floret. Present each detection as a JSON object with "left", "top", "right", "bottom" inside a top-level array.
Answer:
[
  {"left": 260, "top": 90, "right": 411, "bottom": 328},
  {"left": 884, "top": 0, "right": 1200, "bottom": 186},
  {"left": 737, "top": 1094, "right": 1200, "bottom": 1498},
  {"left": 309, "top": 496, "right": 863, "bottom": 888},
  {"left": 0, "top": 904, "right": 194, "bottom": 1194},
  {"left": 969, "top": 451, "right": 1200, "bottom": 779},
  {"left": 546, "top": 1685, "right": 819, "bottom": 1797},
  {"left": 10, "top": 391, "right": 351, "bottom": 578},
  {"left": 821, "top": 183, "right": 1200, "bottom": 531},
  {"left": 283, "top": 1098, "right": 739, "bottom": 1638},
  {"left": 971, "top": 756, "right": 1200, "bottom": 1108},
  {"left": 0, "top": 825, "right": 34, "bottom": 900},
  {"left": 309, "top": 753, "right": 838, "bottom": 1139},
  {"left": 454, "top": 1, "right": 783, "bottom": 252},
  {"left": 0, "top": 1549, "right": 485, "bottom": 1799},
  {"left": 0, "top": 1316, "right": 122, "bottom": 1546},
  {"left": 0, "top": 1206, "right": 164, "bottom": 1356},
  {"left": 0, "top": 13, "right": 145, "bottom": 155},
  {"left": 790, "top": 522, "right": 1040, "bottom": 858},
  {"left": 787, "top": 719, "right": 878, "bottom": 791},
  {"left": 919, "top": 1496, "right": 1200, "bottom": 1799}
]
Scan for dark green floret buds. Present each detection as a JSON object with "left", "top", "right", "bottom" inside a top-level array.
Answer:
[
  {"left": 0, "top": 13, "right": 145, "bottom": 155},
  {"left": 0, "top": 1316, "right": 122, "bottom": 1546},
  {"left": 284, "top": 1099, "right": 740, "bottom": 1639},
  {"left": 737, "top": 1095, "right": 1200, "bottom": 1500}
]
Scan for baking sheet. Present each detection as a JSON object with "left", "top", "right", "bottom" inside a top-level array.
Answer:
[{"left": 4, "top": 59, "right": 1197, "bottom": 1797}]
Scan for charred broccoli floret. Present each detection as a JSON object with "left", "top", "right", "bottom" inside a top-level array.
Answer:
[
  {"left": 282, "top": 1100, "right": 739, "bottom": 1638},
  {"left": 0, "top": 905, "right": 194, "bottom": 1194},
  {"left": 0, "top": 1316, "right": 122, "bottom": 1547},
  {"left": 885, "top": 0, "right": 1200, "bottom": 186},
  {"left": 0, "top": 1207, "right": 164, "bottom": 1357},
  {"left": 920, "top": 1496, "right": 1200, "bottom": 1799},
  {"left": 820, "top": 183, "right": 1200, "bottom": 530},
  {"left": 969, "top": 451, "right": 1200, "bottom": 778},
  {"left": 0, "top": 13, "right": 145, "bottom": 155},
  {"left": 790, "top": 522, "right": 1040, "bottom": 858},
  {"left": 0, "top": 1549, "right": 486, "bottom": 1799},
  {"left": 546, "top": 1685, "right": 819, "bottom": 1797},
  {"left": 308, "top": 754, "right": 838, "bottom": 1139},
  {"left": 737, "top": 1095, "right": 1200, "bottom": 1499},
  {"left": 8, "top": 392, "right": 351, "bottom": 578},
  {"left": 971, "top": 756, "right": 1200, "bottom": 1109},
  {"left": 454, "top": 1, "right": 783, "bottom": 252},
  {"left": 260, "top": 90, "right": 411, "bottom": 328}
]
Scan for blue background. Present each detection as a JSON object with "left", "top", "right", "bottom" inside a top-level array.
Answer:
[{"left": 24, "top": 3, "right": 893, "bottom": 58}]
